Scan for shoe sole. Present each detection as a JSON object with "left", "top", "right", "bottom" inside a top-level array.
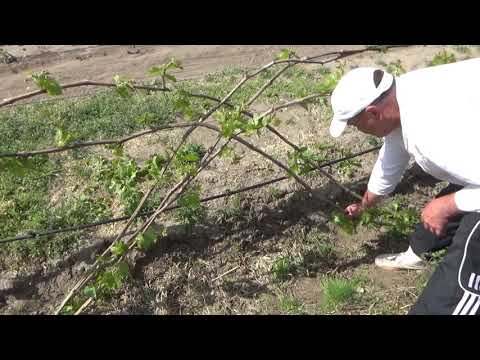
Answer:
[{"left": 375, "top": 260, "right": 426, "bottom": 271}]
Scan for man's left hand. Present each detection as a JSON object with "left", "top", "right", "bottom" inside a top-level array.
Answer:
[{"left": 421, "top": 193, "right": 459, "bottom": 238}]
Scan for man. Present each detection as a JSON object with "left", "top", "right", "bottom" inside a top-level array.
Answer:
[{"left": 329, "top": 58, "right": 480, "bottom": 315}]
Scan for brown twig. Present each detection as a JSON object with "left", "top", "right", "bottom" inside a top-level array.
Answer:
[
  {"left": 0, "top": 94, "right": 327, "bottom": 159},
  {"left": 69, "top": 139, "right": 231, "bottom": 315},
  {"left": 1, "top": 144, "right": 381, "bottom": 245},
  {"left": 0, "top": 80, "right": 168, "bottom": 108},
  {"left": 212, "top": 266, "right": 240, "bottom": 282}
]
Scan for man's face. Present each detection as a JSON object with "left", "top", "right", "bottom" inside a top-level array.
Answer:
[{"left": 347, "top": 109, "right": 396, "bottom": 138}]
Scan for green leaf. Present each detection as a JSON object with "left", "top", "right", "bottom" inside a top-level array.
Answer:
[
  {"left": 98, "top": 271, "right": 117, "bottom": 292},
  {"left": 166, "top": 57, "right": 183, "bottom": 70},
  {"left": 429, "top": 50, "right": 457, "bottom": 67},
  {"left": 174, "top": 95, "right": 201, "bottom": 122},
  {"left": 149, "top": 66, "right": 164, "bottom": 77},
  {"left": 110, "top": 241, "right": 128, "bottom": 257},
  {"left": 214, "top": 108, "right": 247, "bottom": 138},
  {"left": 144, "top": 154, "right": 166, "bottom": 181},
  {"left": 30, "top": 71, "right": 63, "bottom": 95},
  {"left": 115, "top": 261, "right": 130, "bottom": 281},
  {"left": 149, "top": 58, "right": 183, "bottom": 79},
  {"left": 316, "top": 64, "right": 345, "bottom": 93},
  {"left": 175, "top": 186, "right": 205, "bottom": 230},
  {"left": 331, "top": 210, "right": 357, "bottom": 235},
  {"left": 84, "top": 285, "right": 97, "bottom": 299},
  {"left": 172, "top": 143, "right": 206, "bottom": 176},
  {"left": 136, "top": 228, "right": 157, "bottom": 251},
  {"left": 164, "top": 73, "right": 177, "bottom": 83},
  {"left": 276, "top": 48, "right": 296, "bottom": 61},
  {"left": 386, "top": 60, "right": 406, "bottom": 76},
  {"left": 61, "top": 306, "right": 74, "bottom": 315},
  {"left": 113, "top": 75, "right": 134, "bottom": 98}
]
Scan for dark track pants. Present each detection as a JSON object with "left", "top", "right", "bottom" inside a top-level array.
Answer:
[{"left": 407, "top": 184, "right": 480, "bottom": 315}]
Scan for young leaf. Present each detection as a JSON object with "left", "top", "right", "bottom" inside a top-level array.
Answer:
[
  {"left": 136, "top": 228, "right": 157, "bottom": 251},
  {"left": 429, "top": 50, "right": 457, "bottom": 67},
  {"left": 110, "top": 241, "right": 128, "bottom": 257},
  {"left": 276, "top": 48, "right": 296, "bottom": 61},
  {"left": 331, "top": 210, "right": 357, "bottom": 235},
  {"left": 149, "top": 65, "right": 164, "bottom": 77},
  {"left": 84, "top": 285, "right": 97, "bottom": 299},
  {"left": 113, "top": 75, "right": 134, "bottom": 98},
  {"left": 164, "top": 73, "right": 177, "bottom": 82},
  {"left": 98, "top": 271, "right": 118, "bottom": 293},
  {"left": 167, "top": 57, "right": 183, "bottom": 70},
  {"left": 175, "top": 186, "right": 205, "bottom": 229},
  {"left": 30, "top": 71, "right": 63, "bottom": 95},
  {"left": 115, "top": 261, "right": 130, "bottom": 281}
]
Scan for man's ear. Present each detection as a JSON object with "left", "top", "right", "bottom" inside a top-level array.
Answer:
[{"left": 364, "top": 105, "right": 380, "bottom": 119}]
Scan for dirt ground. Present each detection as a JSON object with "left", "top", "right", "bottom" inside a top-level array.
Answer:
[
  {"left": 0, "top": 45, "right": 368, "bottom": 101},
  {"left": 0, "top": 44, "right": 475, "bottom": 315}
]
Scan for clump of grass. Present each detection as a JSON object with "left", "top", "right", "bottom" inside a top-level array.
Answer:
[
  {"left": 266, "top": 186, "right": 284, "bottom": 201},
  {"left": 386, "top": 59, "right": 406, "bottom": 76},
  {"left": 181, "top": 64, "right": 336, "bottom": 108},
  {"left": 322, "top": 277, "right": 360, "bottom": 311},
  {"left": 220, "top": 194, "right": 242, "bottom": 219},
  {"left": 278, "top": 295, "right": 304, "bottom": 314},
  {"left": 271, "top": 256, "right": 297, "bottom": 281},
  {"left": 428, "top": 50, "right": 457, "bottom": 67},
  {"left": 305, "top": 230, "right": 335, "bottom": 258}
]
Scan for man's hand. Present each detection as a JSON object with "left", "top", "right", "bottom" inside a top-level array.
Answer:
[
  {"left": 345, "top": 190, "right": 383, "bottom": 219},
  {"left": 421, "top": 193, "right": 459, "bottom": 237},
  {"left": 345, "top": 203, "right": 363, "bottom": 218}
]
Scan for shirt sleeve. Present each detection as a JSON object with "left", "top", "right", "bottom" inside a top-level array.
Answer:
[
  {"left": 454, "top": 186, "right": 480, "bottom": 212},
  {"left": 367, "top": 127, "right": 411, "bottom": 196}
]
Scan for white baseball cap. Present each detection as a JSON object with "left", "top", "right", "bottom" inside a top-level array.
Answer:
[{"left": 329, "top": 67, "right": 394, "bottom": 138}]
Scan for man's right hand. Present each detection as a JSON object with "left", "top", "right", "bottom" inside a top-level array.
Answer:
[{"left": 345, "top": 203, "right": 364, "bottom": 218}]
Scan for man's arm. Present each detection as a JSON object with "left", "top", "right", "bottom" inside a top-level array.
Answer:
[
  {"left": 345, "top": 127, "right": 410, "bottom": 218},
  {"left": 421, "top": 192, "right": 460, "bottom": 237},
  {"left": 422, "top": 186, "right": 480, "bottom": 237}
]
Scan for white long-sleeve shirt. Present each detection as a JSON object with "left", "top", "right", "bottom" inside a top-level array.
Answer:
[{"left": 367, "top": 58, "right": 480, "bottom": 212}]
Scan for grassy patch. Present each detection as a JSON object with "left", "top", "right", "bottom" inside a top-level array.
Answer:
[
  {"left": 321, "top": 276, "right": 360, "bottom": 312},
  {"left": 428, "top": 50, "right": 457, "bottom": 67},
  {"left": 271, "top": 256, "right": 297, "bottom": 281},
  {"left": 278, "top": 295, "right": 304, "bottom": 314},
  {"left": 220, "top": 194, "right": 243, "bottom": 220},
  {"left": 0, "top": 88, "right": 179, "bottom": 265}
]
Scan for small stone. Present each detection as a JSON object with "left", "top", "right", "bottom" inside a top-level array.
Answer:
[{"left": 72, "top": 261, "right": 88, "bottom": 275}]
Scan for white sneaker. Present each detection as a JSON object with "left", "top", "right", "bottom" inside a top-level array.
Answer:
[{"left": 375, "top": 248, "right": 426, "bottom": 271}]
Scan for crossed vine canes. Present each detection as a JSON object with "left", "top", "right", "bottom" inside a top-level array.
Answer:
[{"left": 0, "top": 45, "right": 408, "bottom": 314}]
